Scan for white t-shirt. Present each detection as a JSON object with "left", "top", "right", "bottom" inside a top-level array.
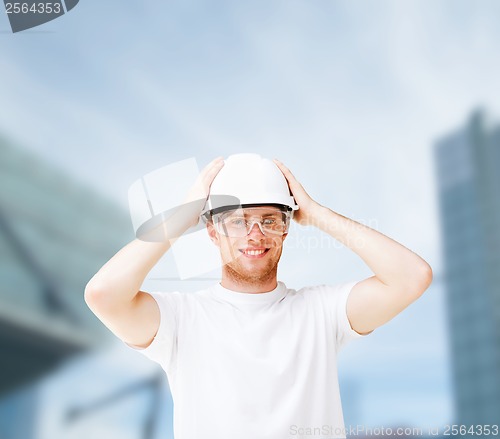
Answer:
[{"left": 127, "top": 281, "right": 371, "bottom": 439}]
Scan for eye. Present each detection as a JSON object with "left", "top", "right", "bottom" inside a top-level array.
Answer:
[
  {"left": 262, "top": 218, "right": 278, "bottom": 226},
  {"left": 228, "top": 218, "right": 246, "bottom": 227}
]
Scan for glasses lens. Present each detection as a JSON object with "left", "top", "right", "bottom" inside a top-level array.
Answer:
[{"left": 214, "top": 208, "right": 290, "bottom": 237}]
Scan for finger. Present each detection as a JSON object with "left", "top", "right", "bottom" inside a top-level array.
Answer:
[
  {"left": 273, "top": 159, "right": 297, "bottom": 183},
  {"left": 273, "top": 159, "right": 305, "bottom": 193},
  {"left": 198, "top": 157, "right": 223, "bottom": 181},
  {"left": 201, "top": 157, "right": 225, "bottom": 189},
  {"left": 200, "top": 156, "right": 224, "bottom": 175}
]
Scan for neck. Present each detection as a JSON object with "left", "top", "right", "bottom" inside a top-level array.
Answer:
[{"left": 220, "top": 266, "right": 278, "bottom": 293}]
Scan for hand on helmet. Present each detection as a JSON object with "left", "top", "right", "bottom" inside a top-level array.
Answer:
[
  {"left": 184, "top": 157, "right": 225, "bottom": 227},
  {"left": 273, "top": 159, "right": 322, "bottom": 226}
]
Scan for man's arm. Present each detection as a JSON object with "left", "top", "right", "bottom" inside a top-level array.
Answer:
[
  {"left": 84, "top": 157, "right": 224, "bottom": 348},
  {"left": 274, "top": 160, "right": 433, "bottom": 335},
  {"left": 84, "top": 239, "right": 170, "bottom": 348}
]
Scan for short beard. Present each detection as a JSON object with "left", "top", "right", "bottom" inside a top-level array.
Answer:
[{"left": 222, "top": 250, "right": 281, "bottom": 290}]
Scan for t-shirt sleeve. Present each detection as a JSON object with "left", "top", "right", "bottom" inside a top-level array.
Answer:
[
  {"left": 315, "top": 281, "right": 373, "bottom": 352},
  {"left": 335, "top": 280, "right": 373, "bottom": 352},
  {"left": 124, "top": 291, "right": 179, "bottom": 371}
]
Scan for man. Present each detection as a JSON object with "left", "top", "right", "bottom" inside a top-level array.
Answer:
[{"left": 85, "top": 154, "right": 432, "bottom": 439}]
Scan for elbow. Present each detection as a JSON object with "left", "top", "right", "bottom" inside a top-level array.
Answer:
[
  {"left": 84, "top": 282, "right": 137, "bottom": 314},
  {"left": 412, "top": 262, "right": 433, "bottom": 297},
  {"left": 422, "top": 261, "right": 433, "bottom": 288},
  {"left": 84, "top": 282, "right": 108, "bottom": 310}
]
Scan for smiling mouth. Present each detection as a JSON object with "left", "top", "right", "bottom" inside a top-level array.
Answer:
[{"left": 239, "top": 248, "right": 270, "bottom": 257}]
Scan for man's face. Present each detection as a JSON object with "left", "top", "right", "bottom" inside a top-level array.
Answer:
[{"left": 207, "top": 206, "right": 289, "bottom": 285}]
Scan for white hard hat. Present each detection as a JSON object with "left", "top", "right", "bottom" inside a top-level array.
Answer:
[{"left": 201, "top": 153, "right": 299, "bottom": 219}]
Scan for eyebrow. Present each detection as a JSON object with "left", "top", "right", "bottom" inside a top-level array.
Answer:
[
  {"left": 226, "top": 211, "right": 282, "bottom": 218},
  {"left": 242, "top": 212, "right": 282, "bottom": 219}
]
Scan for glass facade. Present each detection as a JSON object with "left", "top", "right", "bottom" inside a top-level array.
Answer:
[
  {"left": 0, "top": 136, "right": 135, "bottom": 437},
  {"left": 435, "top": 110, "right": 500, "bottom": 426}
]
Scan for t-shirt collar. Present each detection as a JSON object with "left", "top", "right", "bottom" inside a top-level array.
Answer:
[{"left": 211, "top": 281, "right": 287, "bottom": 304}]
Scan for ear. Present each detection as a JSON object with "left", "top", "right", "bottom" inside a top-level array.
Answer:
[{"left": 206, "top": 221, "right": 220, "bottom": 247}]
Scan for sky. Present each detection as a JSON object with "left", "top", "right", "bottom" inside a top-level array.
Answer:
[{"left": 2, "top": 0, "right": 500, "bottom": 435}]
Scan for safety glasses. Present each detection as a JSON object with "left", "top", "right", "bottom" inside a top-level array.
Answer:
[{"left": 212, "top": 207, "right": 292, "bottom": 237}]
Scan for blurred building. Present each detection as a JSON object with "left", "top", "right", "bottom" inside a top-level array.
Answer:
[
  {"left": 0, "top": 135, "right": 135, "bottom": 438},
  {"left": 435, "top": 110, "right": 500, "bottom": 425}
]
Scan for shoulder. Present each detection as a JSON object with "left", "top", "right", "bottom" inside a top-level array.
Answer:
[
  {"left": 293, "top": 281, "right": 358, "bottom": 297},
  {"left": 289, "top": 281, "right": 360, "bottom": 308},
  {"left": 145, "top": 286, "right": 212, "bottom": 309}
]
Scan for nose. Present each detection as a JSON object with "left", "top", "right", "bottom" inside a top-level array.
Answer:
[{"left": 246, "top": 221, "right": 266, "bottom": 237}]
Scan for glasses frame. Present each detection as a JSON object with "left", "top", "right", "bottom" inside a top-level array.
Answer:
[{"left": 211, "top": 206, "right": 292, "bottom": 238}]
